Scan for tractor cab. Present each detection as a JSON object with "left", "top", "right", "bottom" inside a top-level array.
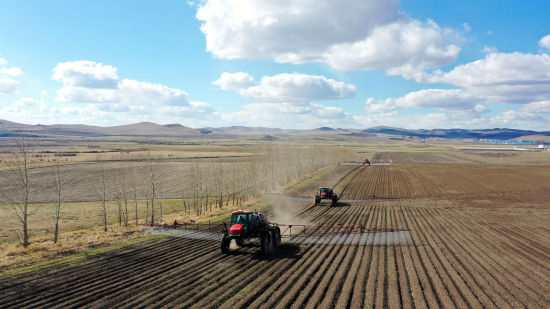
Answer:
[
  {"left": 229, "top": 211, "right": 251, "bottom": 237},
  {"left": 221, "top": 210, "right": 280, "bottom": 255},
  {"left": 315, "top": 187, "right": 339, "bottom": 206},
  {"left": 319, "top": 187, "right": 332, "bottom": 197}
]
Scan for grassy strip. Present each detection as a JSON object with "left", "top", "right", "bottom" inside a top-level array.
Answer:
[
  {"left": 0, "top": 235, "right": 165, "bottom": 280},
  {"left": 284, "top": 164, "right": 337, "bottom": 195}
]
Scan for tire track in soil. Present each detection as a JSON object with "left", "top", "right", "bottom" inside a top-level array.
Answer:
[
  {"left": 7, "top": 238, "right": 216, "bottom": 308},
  {"left": 411, "top": 206, "right": 483, "bottom": 308},
  {"left": 299, "top": 204, "right": 365, "bottom": 308},
  {"left": 404, "top": 206, "right": 468, "bottom": 308},
  {"left": 332, "top": 204, "right": 376, "bottom": 308},
  {"left": 0, "top": 237, "right": 183, "bottom": 293},
  {"left": 237, "top": 202, "right": 364, "bottom": 308},
  {"left": 274, "top": 204, "right": 364, "bottom": 308},
  {"left": 188, "top": 207, "right": 360, "bottom": 305},
  {"left": 289, "top": 209, "right": 362, "bottom": 308},
  {"left": 0, "top": 237, "right": 203, "bottom": 307},
  {"left": 348, "top": 205, "right": 379, "bottom": 308},
  {"left": 440, "top": 207, "right": 550, "bottom": 306},
  {"left": 423, "top": 206, "right": 523, "bottom": 308}
]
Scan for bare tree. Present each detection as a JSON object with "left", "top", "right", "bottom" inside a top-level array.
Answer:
[
  {"left": 145, "top": 180, "right": 150, "bottom": 224},
  {"left": 98, "top": 170, "right": 108, "bottom": 232},
  {"left": 158, "top": 168, "right": 164, "bottom": 222},
  {"left": 132, "top": 168, "right": 138, "bottom": 225},
  {"left": 147, "top": 153, "right": 156, "bottom": 224},
  {"left": 53, "top": 158, "right": 64, "bottom": 243},
  {"left": 115, "top": 176, "right": 122, "bottom": 226},
  {"left": 1, "top": 138, "right": 33, "bottom": 247},
  {"left": 122, "top": 173, "right": 128, "bottom": 227}
]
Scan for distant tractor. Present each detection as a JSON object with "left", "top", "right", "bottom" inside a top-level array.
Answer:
[
  {"left": 315, "top": 187, "right": 339, "bottom": 206},
  {"left": 363, "top": 158, "right": 371, "bottom": 166},
  {"left": 221, "top": 210, "right": 281, "bottom": 255}
]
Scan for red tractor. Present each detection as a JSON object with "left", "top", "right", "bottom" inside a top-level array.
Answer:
[
  {"left": 315, "top": 187, "right": 339, "bottom": 206},
  {"left": 221, "top": 210, "right": 281, "bottom": 255},
  {"left": 363, "top": 158, "right": 371, "bottom": 166}
]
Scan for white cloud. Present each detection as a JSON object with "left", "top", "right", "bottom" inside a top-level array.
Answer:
[
  {"left": 519, "top": 100, "right": 550, "bottom": 113},
  {"left": 539, "top": 34, "right": 550, "bottom": 50},
  {"left": 0, "top": 77, "right": 18, "bottom": 94},
  {"left": 212, "top": 72, "right": 255, "bottom": 90},
  {"left": 473, "top": 104, "right": 489, "bottom": 113},
  {"left": 365, "top": 45, "right": 550, "bottom": 130},
  {"left": 481, "top": 46, "right": 498, "bottom": 54},
  {"left": 326, "top": 20, "right": 460, "bottom": 81},
  {"left": 54, "top": 61, "right": 190, "bottom": 106},
  {"left": 237, "top": 73, "right": 356, "bottom": 103},
  {"left": 462, "top": 22, "right": 471, "bottom": 33},
  {"left": 430, "top": 52, "right": 550, "bottom": 88},
  {"left": 0, "top": 55, "right": 21, "bottom": 93},
  {"left": 426, "top": 52, "right": 550, "bottom": 104},
  {"left": 223, "top": 102, "right": 357, "bottom": 129},
  {"left": 53, "top": 61, "right": 119, "bottom": 88},
  {"left": 14, "top": 97, "right": 36, "bottom": 107},
  {"left": 1, "top": 67, "right": 22, "bottom": 77},
  {"left": 216, "top": 73, "right": 357, "bottom": 128},
  {"left": 43, "top": 60, "right": 220, "bottom": 126},
  {"left": 118, "top": 79, "right": 190, "bottom": 106},
  {"left": 366, "top": 89, "right": 484, "bottom": 112},
  {"left": 196, "top": 0, "right": 459, "bottom": 78}
]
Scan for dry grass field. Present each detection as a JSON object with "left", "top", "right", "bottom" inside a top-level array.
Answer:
[{"left": 1, "top": 148, "right": 549, "bottom": 308}]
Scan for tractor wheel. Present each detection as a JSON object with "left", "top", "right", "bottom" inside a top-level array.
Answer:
[
  {"left": 261, "top": 232, "right": 271, "bottom": 255},
  {"left": 315, "top": 197, "right": 320, "bottom": 205},
  {"left": 271, "top": 229, "right": 280, "bottom": 251},
  {"left": 221, "top": 237, "right": 230, "bottom": 254},
  {"left": 236, "top": 238, "right": 244, "bottom": 247}
]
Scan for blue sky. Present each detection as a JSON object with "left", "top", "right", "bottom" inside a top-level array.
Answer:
[{"left": 1, "top": 0, "right": 550, "bottom": 130}]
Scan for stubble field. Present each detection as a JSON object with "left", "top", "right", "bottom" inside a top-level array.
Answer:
[{"left": 1, "top": 151, "right": 550, "bottom": 308}]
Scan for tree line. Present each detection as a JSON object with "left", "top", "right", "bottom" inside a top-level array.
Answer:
[{"left": 1, "top": 139, "right": 356, "bottom": 247}]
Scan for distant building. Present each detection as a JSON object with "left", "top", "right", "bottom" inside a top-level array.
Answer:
[{"left": 539, "top": 144, "right": 546, "bottom": 149}]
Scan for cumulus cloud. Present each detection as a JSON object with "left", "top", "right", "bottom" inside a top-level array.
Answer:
[
  {"left": 215, "top": 72, "right": 358, "bottom": 128},
  {"left": 366, "top": 89, "right": 485, "bottom": 113},
  {"left": 237, "top": 73, "right": 356, "bottom": 103},
  {"left": 327, "top": 20, "right": 460, "bottom": 80},
  {"left": 54, "top": 61, "right": 190, "bottom": 106},
  {"left": 0, "top": 77, "right": 18, "bottom": 94},
  {"left": 53, "top": 61, "right": 119, "bottom": 89},
  {"left": 212, "top": 72, "right": 255, "bottom": 90},
  {"left": 195, "top": 0, "right": 459, "bottom": 78},
  {"left": 539, "top": 34, "right": 550, "bottom": 50},
  {"left": 425, "top": 52, "right": 550, "bottom": 104},
  {"left": 365, "top": 41, "right": 550, "bottom": 130},
  {"left": 430, "top": 52, "right": 550, "bottom": 88},
  {"left": 43, "top": 60, "right": 219, "bottom": 126},
  {"left": 0, "top": 55, "right": 22, "bottom": 93},
  {"left": 481, "top": 46, "right": 498, "bottom": 54},
  {"left": 1, "top": 67, "right": 22, "bottom": 77},
  {"left": 223, "top": 102, "right": 357, "bottom": 129},
  {"left": 14, "top": 97, "right": 36, "bottom": 107}
]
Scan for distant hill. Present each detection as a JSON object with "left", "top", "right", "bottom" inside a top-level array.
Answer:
[
  {"left": 1, "top": 119, "right": 549, "bottom": 140},
  {"left": 362, "top": 126, "right": 550, "bottom": 140},
  {"left": 0, "top": 120, "right": 200, "bottom": 137}
]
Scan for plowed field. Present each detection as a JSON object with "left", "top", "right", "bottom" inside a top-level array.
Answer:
[
  {"left": 338, "top": 164, "right": 550, "bottom": 202},
  {"left": 2, "top": 163, "right": 550, "bottom": 308}
]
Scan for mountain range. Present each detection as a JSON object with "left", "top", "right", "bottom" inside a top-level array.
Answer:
[{"left": 1, "top": 119, "right": 549, "bottom": 141}]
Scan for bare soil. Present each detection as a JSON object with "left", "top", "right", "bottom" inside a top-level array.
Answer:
[{"left": 1, "top": 157, "right": 550, "bottom": 308}]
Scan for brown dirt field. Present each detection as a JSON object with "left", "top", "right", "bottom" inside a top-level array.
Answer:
[
  {"left": 1, "top": 160, "right": 550, "bottom": 308},
  {"left": 338, "top": 164, "right": 550, "bottom": 203}
]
